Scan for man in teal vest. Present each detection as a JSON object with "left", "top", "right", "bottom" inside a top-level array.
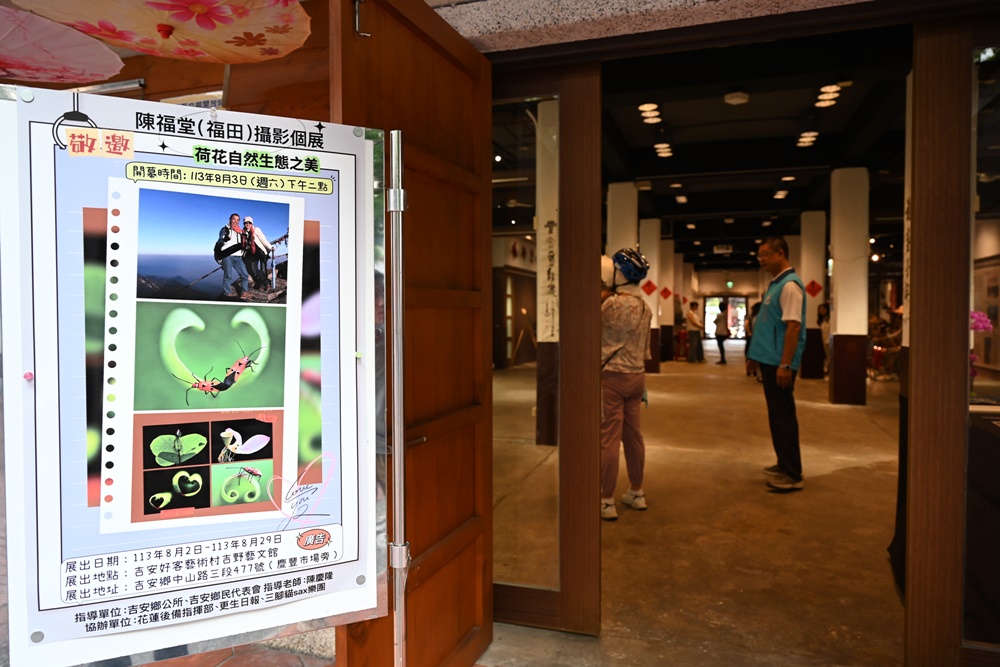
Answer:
[{"left": 746, "top": 237, "right": 807, "bottom": 491}]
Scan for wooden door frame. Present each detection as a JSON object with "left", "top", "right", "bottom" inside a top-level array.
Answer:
[
  {"left": 492, "top": 63, "right": 603, "bottom": 635},
  {"left": 909, "top": 14, "right": 1000, "bottom": 666}
]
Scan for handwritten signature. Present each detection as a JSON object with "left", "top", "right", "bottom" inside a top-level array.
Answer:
[{"left": 267, "top": 454, "right": 335, "bottom": 532}]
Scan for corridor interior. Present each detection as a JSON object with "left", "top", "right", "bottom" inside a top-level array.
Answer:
[{"left": 482, "top": 337, "right": 905, "bottom": 666}]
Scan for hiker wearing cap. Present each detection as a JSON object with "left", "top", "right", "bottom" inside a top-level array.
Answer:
[{"left": 242, "top": 216, "right": 273, "bottom": 290}]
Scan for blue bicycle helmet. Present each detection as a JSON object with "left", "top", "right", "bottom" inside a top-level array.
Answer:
[{"left": 612, "top": 247, "right": 649, "bottom": 284}]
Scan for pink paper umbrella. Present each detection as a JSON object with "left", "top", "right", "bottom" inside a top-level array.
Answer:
[
  {"left": 0, "top": 5, "right": 123, "bottom": 83},
  {"left": 14, "top": 0, "right": 311, "bottom": 64}
]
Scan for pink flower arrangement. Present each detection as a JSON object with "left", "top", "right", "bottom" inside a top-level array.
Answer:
[
  {"left": 971, "top": 310, "right": 993, "bottom": 333},
  {"left": 970, "top": 310, "right": 993, "bottom": 379}
]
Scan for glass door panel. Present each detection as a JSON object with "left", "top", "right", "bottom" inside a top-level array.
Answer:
[
  {"left": 966, "top": 43, "right": 1000, "bottom": 645},
  {"left": 491, "top": 97, "right": 560, "bottom": 590}
]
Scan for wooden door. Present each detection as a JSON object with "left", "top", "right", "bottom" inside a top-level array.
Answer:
[{"left": 328, "top": 1, "right": 493, "bottom": 665}]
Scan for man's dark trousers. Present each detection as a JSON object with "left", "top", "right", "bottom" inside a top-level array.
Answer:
[{"left": 759, "top": 363, "right": 803, "bottom": 481}]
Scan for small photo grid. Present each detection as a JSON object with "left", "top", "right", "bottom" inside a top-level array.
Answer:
[{"left": 133, "top": 412, "right": 283, "bottom": 522}]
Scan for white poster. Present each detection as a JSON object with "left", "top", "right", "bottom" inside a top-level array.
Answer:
[{"left": 0, "top": 86, "right": 382, "bottom": 666}]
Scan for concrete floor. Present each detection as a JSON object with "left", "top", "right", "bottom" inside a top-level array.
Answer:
[{"left": 113, "top": 337, "right": 904, "bottom": 666}]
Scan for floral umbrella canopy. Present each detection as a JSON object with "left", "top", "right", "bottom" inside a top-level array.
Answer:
[
  {"left": 13, "top": 0, "right": 311, "bottom": 64},
  {"left": 0, "top": 5, "right": 123, "bottom": 82}
]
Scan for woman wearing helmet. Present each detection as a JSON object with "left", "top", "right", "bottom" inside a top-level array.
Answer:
[{"left": 599, "top": 248, "right": 653, "bottom": 521}]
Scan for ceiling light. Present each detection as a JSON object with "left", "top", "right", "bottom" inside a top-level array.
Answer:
[
  {"left": 797, "top": 141, "right": 814, "bottom": 147},
  {"left": 724, "top": 91, "right": 750, "bottom": 106},
  {"left": 838, "top": 80, "right": 854, "bottom": 88},
  {"left": 817, "top": 92, "right": 840, "bottom": 101},
  {"left": 773, "top": 191, "right": 788, "bottom": 200},
  {"left": 494, "top": 155, "right": 502, "bottom": 162},
  {"left": 869, "top": 237, "right": 876, "bottom": 244},
  {"left": 654, "top": 143, "right": 670, "bottom": 149},
  {"left": 641, "top": 110, "right": 660, "bottom": 118},
  {"left": 685, "top": 223, "right": 696, "bottom": 229},
  {"left": 815, "top": 100, "right": 837, "bottom": 108},
  {"left": 781, "top": 175, "right": 796, "bottom": 182},
  {"left": 871, "top": 253, "right": 880, "bottom": 262},
  {"left": 525, "top": 235, "right": 532, "bottom": 240},
  {"left": 724, "top": 217, "right": 734, "bottom": 224},
  {"left": 637, "top": 180, "right": 652, "bottom": 191},
  {"left": 820, "top": 84, "right": 841, "bottom": 93},
  {"left": 699, "top": 253, "right": 705, "bottom": 257},
  {"left": 762, "top": 220, "right": 774, "bottom": 227},
  {"left": 670, "top": 183, "right": 683, "bottom": 189},
  {"left": 510, "top": 220, "right": 516, "bottom": 225},
  {"left": 693, "top": 241, "right": 702, "bottom": 246},
  {"left": 638, "top": 103, "right": 658, "bottom": 111},
  {"left": 657, "top": 152, "right": 672, "bottom": 158},
  {"left": 755, "top": 239, "right": 763, "bottom": 244},
  {"left": 676, "top": 195, "right": 688, "bottom": 204},
  {"left": 643, "top": 117, "right": 662, "bottom": 124},
  {"left": 800, "top": 131, "right": 818, "bottom": 138}
]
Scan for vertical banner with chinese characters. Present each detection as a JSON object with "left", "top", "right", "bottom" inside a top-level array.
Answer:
[{"left": 0, "top": 87, "right": 384, "bottom": 667}]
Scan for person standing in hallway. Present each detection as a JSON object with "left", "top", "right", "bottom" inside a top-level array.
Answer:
[
  {"left": 599, "top": 248, "right": 653, "bottom": 521},
  {"left": 685, "top": 301, "right": 705, "bottom": 363},
  {"left": 746, "top": 237, "right": 807, "bottom": 491},
  {"left": 714, "top": 300, "right": 729, "bottom": 364}
]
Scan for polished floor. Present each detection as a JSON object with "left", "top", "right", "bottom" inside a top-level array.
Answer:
[{"left": 142, "top": 338, "right": 904, "bottom": 666}]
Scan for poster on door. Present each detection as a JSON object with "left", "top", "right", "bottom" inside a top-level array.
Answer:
[{"left": 0, "top": 86, "right": 383, "bottom": 666}]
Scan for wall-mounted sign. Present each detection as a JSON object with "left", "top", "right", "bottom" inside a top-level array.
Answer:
[{"left": 0, "top": 86, "right": 384, "bottom": 666}]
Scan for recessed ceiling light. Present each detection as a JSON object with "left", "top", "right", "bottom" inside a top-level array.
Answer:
[
  {"left": 871, "top": 253, "right": 880, "bottom": 262},
  {"left": 686, "top": 223, "right": 696, "bottom": 229},
  {"left": 676, "top": 195, "right": 688, "bottom": 204},
  {"left": 638, "top": 103, "right": 658, "bottom": 112},
  {"left": 657, "top": 152, "right": 673, "bottom": 158},
  {"left": 870, "top": 238, "right": 876, "bottom": 244},
  {"left": 510, "top": 220, "right": 516, "bottom": 225},
  {"left": 817, "top": 92, "right": 840, "bottom": 101},
  {"left": 693, "top": 240, "right": 702, "bottom": 246},
  {"left": 820, "top": 84, "right": 841, "bottom": 93},
  {"left": 762, "top": 221, "right": 774, "bottom": 227},
  {"left": 797, "top": 141, "right": 814, "bottom": 148},
  {"left": 654, "top": 143, "right": 670, "bottom": 149},
  {"left": 801, "top": 131, "right": 819, "bottom": 138},
  {"left": 643, "top": 117, "right": 663, "bottom": 124},
  {"left": 724, "top": 217, "right": 734, "bottom": 223},
  {"left": 724, "top": 91, "right": 750, "bottom": 106},
  {"left": 699, "top": 253, "right": 705, "bottom": 257},
  {"left": 641, "top": 110, "right": 660, "bottom": 118},
  {"left": 494, "top": 155, "right": 502, "bottom": 162},
  {"left": 781, "top": 175, "right": 796, "bottom": 181},
  {"left": 525, "top": 235, "right": 532, "bottom": 240},
  {"left": 670, "top": 183, "right": 683, "bottom": 188},
  {"left": 815, "top": 100, "right": 837, "bottom": 108},
  {"left": 773, "top": 191, "right": 788, "bottom": 200}
]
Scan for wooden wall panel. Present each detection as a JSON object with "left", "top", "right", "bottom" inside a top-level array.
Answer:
[
  {"left": 408, "top": 543, "right": 480, "bottom": 666},
  {"left": 404, "top": 168, "right": 478, "bottom": 290},
  {"left": 226, "top": 0, "right": 330, "bottom": 119},
  {"left": 405, "top": 429, "right": 477, "bottom": 556},
  {"left": 404, "top": 307, "right": 478, "bottom": 424},
  {"left": 908, "top": 17, "right": 972, "bottom": 667}
]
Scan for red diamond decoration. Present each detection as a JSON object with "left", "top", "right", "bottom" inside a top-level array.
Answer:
[
  {"left": 641, "top": 279, "right": 657, "bottom": 296},
  {"left": 660, "top": 287, "right": 673, "bottom": 300},
  {"left": 682, "top": 296, "right": 688, "bottom": 304},
  {"left": 805, "top": 280, "right": 823, "bottom": 298}
]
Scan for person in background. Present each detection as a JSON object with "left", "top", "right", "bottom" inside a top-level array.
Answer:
[
  {"left": 599, "top": 248, "right": 653, "bottom": 521},
  {"left": 746, "top": 237, "right": 807, "bottom": 492},
  {"left": 714, "top": 300, "right": 729, "bottom": 365},
  {"left": 818, "top": 302, "right": 831, "bottom": 375},
  {"left": 685, "top": 301, "right": 705, "bottom": 363},
  {"left": 220, "top": 213, "right": 250, "bottom": 299},
  {"left": 242, "top": 216, "right": 273, "bottom": 290}
]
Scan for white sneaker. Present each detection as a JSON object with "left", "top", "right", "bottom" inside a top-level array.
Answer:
[
  {"left": 621, "top": 488, "right": 648, "bottom": 510},
  {"left": 600, "top": 497, "right": 618, "bottom": 521}
]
